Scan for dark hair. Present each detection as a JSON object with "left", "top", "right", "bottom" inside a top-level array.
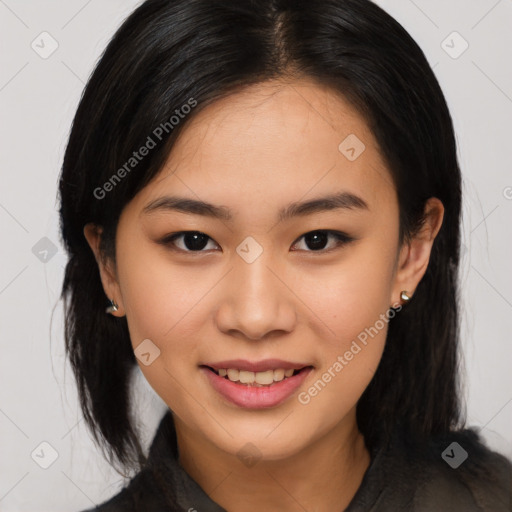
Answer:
[{"left": 59, "top": 0, "right": 464, "bottom": 475}]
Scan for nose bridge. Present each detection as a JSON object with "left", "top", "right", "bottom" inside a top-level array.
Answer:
[{"left": 215, "top": 237, "right": 296, "bottom": 340}]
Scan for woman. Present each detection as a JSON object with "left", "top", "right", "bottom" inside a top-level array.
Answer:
[{"left": 58, "top": 0, "right": 512, "bottom": 510}]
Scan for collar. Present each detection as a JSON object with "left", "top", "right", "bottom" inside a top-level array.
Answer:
[{"left": 146, "top": 410, "right": 391, "bottom": 511}]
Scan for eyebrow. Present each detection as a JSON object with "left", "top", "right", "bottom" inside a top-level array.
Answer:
[{"left": 142, "top": 191, "right": 369, "bottom": 222}]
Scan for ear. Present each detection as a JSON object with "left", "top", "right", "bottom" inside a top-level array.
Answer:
[
  {"left": 83, "top": 223, "right": 125, "bottom": 317},
  {"left": 391, "top": 197, "right": 444, "bottom": 306}
]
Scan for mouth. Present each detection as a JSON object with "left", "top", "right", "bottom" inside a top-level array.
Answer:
[
  {"left": 201, "top": 365, "right": 310, "bottom": 387},
  {"left": 199, "top": 361, "right": 314, "bottom": 409}
]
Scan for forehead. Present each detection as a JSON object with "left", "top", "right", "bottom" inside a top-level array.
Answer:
[{"left": 132, "top": 78, "right": 396, "bottom": 220}]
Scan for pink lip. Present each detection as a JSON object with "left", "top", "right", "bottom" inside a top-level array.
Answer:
[
  {"left": 200, "top": 365, "right": 313, "bottom": 409},
  {"left": 201, "top": 358, "right": 309, "bottom": 372}
]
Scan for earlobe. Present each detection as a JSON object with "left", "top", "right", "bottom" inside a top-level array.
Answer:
[{"left": 83, "top": 223, "right": 125, "bottom": 316}]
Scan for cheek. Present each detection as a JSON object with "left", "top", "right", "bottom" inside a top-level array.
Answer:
[
  {"left": 295, "top": 333, "right": 386, "bottom": 441},
  {"left": 295, "top": 266, "right": 393, "bottom": 426},
  {"left": 115, "top": 245, "right": 213, "bottom": 413},
  {"left": 292, "top": 242, "right": 395, "bottom": 406},
  {"left": 116, "top": 243, "right": 213, "bottom": 347},
  {"left": 297, "top": 241, "right": 396, "bottom": 345}
]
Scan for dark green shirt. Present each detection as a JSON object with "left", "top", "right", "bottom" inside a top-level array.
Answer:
[{"left": 85, "top": 411, "right": 512, "bottom": 511}]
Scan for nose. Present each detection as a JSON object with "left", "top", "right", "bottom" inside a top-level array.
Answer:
[{"left": 215, "top": 250, "right": 297, "bottom": 341}]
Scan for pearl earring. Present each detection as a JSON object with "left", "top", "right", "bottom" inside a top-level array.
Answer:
[{"left": 400, "top": 290, "right": 412, "bottom": 303}]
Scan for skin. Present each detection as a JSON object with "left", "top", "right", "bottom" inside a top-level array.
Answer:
[{"left": 84, "top": 77, "right": 444, "bottom": 511}]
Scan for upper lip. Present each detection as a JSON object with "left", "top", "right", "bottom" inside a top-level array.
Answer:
[{"left": 201, "top": 359, "right": 312, "bottom": 373}]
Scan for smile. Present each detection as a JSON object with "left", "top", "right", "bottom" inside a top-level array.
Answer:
[{"left": 200, "top": 363, "right": 314, "bottom": 408}]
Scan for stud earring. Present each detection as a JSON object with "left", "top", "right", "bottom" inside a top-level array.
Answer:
[
  {"left": 400, "top": 290, "right": 412, "bottom": 304},
  {"left": 106, "top": 299, "right": 119, "bottom": 314}
]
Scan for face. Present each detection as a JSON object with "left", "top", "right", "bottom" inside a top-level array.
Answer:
[{"left": 86, "top": 78, "right": 443, "bottom": 461}]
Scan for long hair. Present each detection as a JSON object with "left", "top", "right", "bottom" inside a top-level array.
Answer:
[{"left": 59, "top": 0, "right": 463, "bottom": 476}]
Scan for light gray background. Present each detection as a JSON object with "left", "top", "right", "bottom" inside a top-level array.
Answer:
[{"left": 1, "top": 1, "right": 511, "bottom": 510}]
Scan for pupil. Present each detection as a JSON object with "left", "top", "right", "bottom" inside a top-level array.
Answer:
[
  {"left": 184, "top": 232, "right": 209, "bottom": 251},
  {"left": 305, "top": 231, "right": 328, "bottom": 250}
]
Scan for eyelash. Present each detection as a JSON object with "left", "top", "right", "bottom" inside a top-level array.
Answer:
[{"left": 158, "top": 230, "right": 355, "bottom": 254}]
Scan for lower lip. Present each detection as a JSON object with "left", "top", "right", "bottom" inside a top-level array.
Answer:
[{"left": 200, "top": 366, "right": 313, "bottom": 409}]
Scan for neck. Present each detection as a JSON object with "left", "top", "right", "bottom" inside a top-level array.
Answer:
[{"left": 174, "top": 409, "right": 371, "bottom": 512}]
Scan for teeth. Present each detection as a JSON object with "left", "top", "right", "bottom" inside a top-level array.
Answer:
[
  {"left": 216, "top": 367, "right": 300, "bottom": 385},
  {"left": 255, "top": 370, "right": 274, "bottom": 385},
  {"left": 239, "top": 370, "right": 254, "bottom": 384},
  {"left": 273, "top": 368, "right": 285, "bottom": 382},
  {"left": 227, "top": 369, "right": 239, "bottom": 381}
]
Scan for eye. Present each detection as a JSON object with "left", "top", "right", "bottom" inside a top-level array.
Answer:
[
  {"left": 291, "top": 230, "right": 354, "bottom": 253},
  {"left": 159, "top": 229, "right": 354, "bottom": 254},
  {"left": 160, "top": 231, "right": 220, "bottom": 252}
]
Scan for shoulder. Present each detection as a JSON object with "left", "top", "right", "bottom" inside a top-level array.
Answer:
[
  {"left": 80, "top": 411, "right": 225, "bottom": 512},
  {"left": 406, "top": 428, "right": 512, "bottom": 511},
  {"left": 79, "top": 468, "right": 170, "bottom": 512}
]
